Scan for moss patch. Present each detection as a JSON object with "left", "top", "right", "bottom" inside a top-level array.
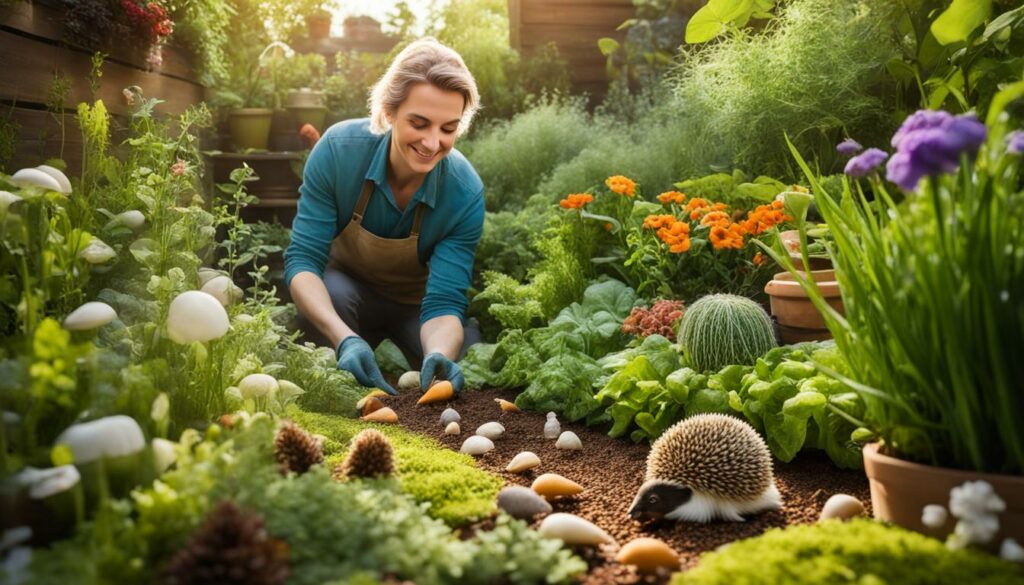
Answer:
[
  {"left": 288, "top": 408, "right": 503, "bottom": 526},
  {"left": 674, "top": 519, "right": 1024, "bottom": 585}
]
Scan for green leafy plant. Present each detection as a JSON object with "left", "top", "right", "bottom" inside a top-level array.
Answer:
[
  {"left": 674, "top": 519, "right": 1024, "bottom": 585},
  {"left": 685, "top": 0, "right": 775, "bottom": 44},
  {"left": 765, "top": 87, "right": 1024, "bottom": 474}
]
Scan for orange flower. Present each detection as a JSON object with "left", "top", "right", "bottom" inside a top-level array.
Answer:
[
  {"left": 656, "top": 221, "right": 691, "bottom": 253},
  {"left": 711, "top": 202, "right": 728, "bottom": 211},
  {"left": 741, "top": 201, "right": 793, "bottom": 235},
  {"left": 657, "top": 191, "right": 686, "bottom": 205},
  {"left": 606, "top": 175, "right": 637, "bottom": 197},
  {"left": 753, "top": 251, "right": 765, "bottom": 266},
  {"left": 685, "top": 197, "right": 710, "bottom": 211},
  {"left": 700, "top": 211, "right": 731, "bottom": 228},
  {"left": 559, "top": 193, "right": 593, "bottom": 210},
  {"left": 604, "top": 222, "right": 613, "bottom": 231},
  {"left": 643, "top": 214, "right": 677, "bottom": 230},
  {"left": 710, "top": 225, "right": 744, "bottom": 250}
]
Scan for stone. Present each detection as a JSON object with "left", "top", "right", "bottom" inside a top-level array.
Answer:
[
  {"left": 538, "top": 513, "right": 614, "bottom": 546},
  {"left": 497, "top": 486, "right": 552, "bottom": 520},
  {"left": 398, "top": 370, "right": 420, "bottom": 391},
  {"left": 506, "top": 451, "right": 540, "bottom": 473},
  {"left": 555, "top": 431, "right": 582, "bottom": 450},
  {"left": 361, "top": 407, "right": 398, "bottom": 424},
  {"left": 616, "top": 537, "right": 680, "bottom": 571},
  {"left": 440, "top": 408, "right": 461, "bottom": 427},
  {"left": 495, "top": 398, "right": 519, "bottom": 412},
  {"left": 531, "top": 473, "right": 584, "bottom": 499},
  {"left": 543, "top": 415, "right": 561, "bottom": 439},
  {"left": 819, "top": 494, "right": 865, "bottom": 522},
  {"left": 445, "top": 422, "right": 460, "bottom": 435},
  {"left": 460, "top": 435, "right": 494, "bottom": 456},
  {"left": 476, "top": 422, "right": 505, "bottom": 440}
]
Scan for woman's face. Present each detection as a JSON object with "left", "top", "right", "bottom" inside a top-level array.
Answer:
[{"left": 386, "top": 83, "right": 465, "bottom": 179}]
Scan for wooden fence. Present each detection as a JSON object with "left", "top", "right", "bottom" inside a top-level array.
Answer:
[
  {"left": 0, "top": 1, "right": 205, "bottom": 173},
  {"left": 508, "top": 0, "right": 634, "bottom": 99}
]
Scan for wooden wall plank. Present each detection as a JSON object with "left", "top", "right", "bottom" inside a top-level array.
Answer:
[
  {"left": 0, "top": 1, "right": 197, "bottom": 81},
  {"left": 0, "top": 30, "right": 205, "bottom": 117}
]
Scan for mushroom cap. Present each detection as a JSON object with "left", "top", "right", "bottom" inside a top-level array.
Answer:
[
  {"left": 55, "top": 415, "right": 146, "bottom": 464},
  {"left": 201, "top": 275, "right": 243, "bottom": 307},
  {"left": 0, "top": 191, "right": 23, "bottom": 211},
  {"left": 440, "top": 408, "right": 461, "bottom": 426},
  {"left": 460, "top": 435, "right": 494, "bottom": 455},
  {"left": 63, "top": 301, "right": 117, "bottom": 331},
  {"left": 444, "top": 421, "right": 461, "bottom": 435},
  {"left": 33, "top": 165, "right": 72, "bottom": 194},
  {"left": 11, "top": 167, "right": 62, "bottom": 192},
  {"left": 555, "top": 431, "right": 582, "bottom": 450},
  {"left": 239, "top": 373, "right": 279, "bottom": 399},
  {"left": 79, "top": 238, "right": 116, "bottom": 264},
  {"left": 166, "top": 291, "right": 230, "bottom": 344},
  {"left": 114, "top": 210, "right": 146, "bottom": 229},
  {"left": 475, "top": 422, "right": 505, "bottom": 440},
  {"left": 819, "top": 494, "right": 865, "bottom": 522}
]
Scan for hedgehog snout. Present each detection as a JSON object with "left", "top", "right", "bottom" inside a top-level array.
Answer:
[{"left": 629, "top": 480, "right": 692, "bottom": 521}]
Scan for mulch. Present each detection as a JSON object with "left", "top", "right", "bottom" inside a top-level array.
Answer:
[{"left": 384, "top": 386, "right": 871, "bottom": 584}]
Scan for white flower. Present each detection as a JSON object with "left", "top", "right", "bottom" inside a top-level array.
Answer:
[
  {"left": 921, "top": 504, "right": 948, "bottom": 529},
  {"left": 15, "top": 465, "right": 81, "bottom": 499},
  {"left": 949, "top": 480, "right": 1006, "bottom": 519},
  {"left": 79, "top": 238, "right": 117, "bottom": 264},
  {"left": 150, "top": 392, "right": 169, "bottom": 423},
  {"left": 55, "top": 415, "right": 146, "bottom": 464},
  {"left": 2, "top": 546, "right": 32, "bottom": 585},
  {"left": 0, "top": 191, "right": 22, "bottom": 212},
  {"left": 1001, "top": 538, "right": 1024, "bottom": 563},
  {"left": 239, "top": 374, "right": 278, "bottom": 400},
  {"left": 152, "top": 438, "right": 177, "bottom": 474},
  {"left": 165, "top": 291, "right": 230, "bottom": 344},
  {"left": 952, "top": 513, "right": 1000, "bottom": 546},
  {"left": 63, "top": 301, "right": 117, "bottom": 331}
]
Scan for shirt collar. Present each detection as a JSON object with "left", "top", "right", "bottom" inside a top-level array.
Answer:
[{"left": 364, "top": 130, "right": 441, "bottom": 209}]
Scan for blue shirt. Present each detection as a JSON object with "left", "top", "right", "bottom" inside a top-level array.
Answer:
[{"left": 283, "top": 118, "right": 485, "bottom": 324}]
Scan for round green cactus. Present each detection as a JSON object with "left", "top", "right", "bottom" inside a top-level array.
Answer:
[{"left": 678, "top": 293, "right": 777, "bottom": 372}]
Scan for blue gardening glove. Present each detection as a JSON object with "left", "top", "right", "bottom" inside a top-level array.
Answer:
[
  {"left": 336, "top": 336, "right": 397, "bottom": 395},
  {"left": 420, "top": 352, "right": 464, "bottom": 394}
]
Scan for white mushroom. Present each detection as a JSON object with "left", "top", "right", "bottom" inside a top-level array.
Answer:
[
  {"left": 201, "top": 275, "right": 243, "bottom": 307},
  {"left": 11, "top": 168, "right": 61, "bottom": 192},
  {"left": 555, "top": 431, "right": 582, "bottom": 450},
  {"left": 538, "top": 513, "right": 615, "bottom": 546},
  {"left": 819, "top": 494, "right": 864, "bottom": 522},
  {"left": 33, "top": 165, "right": 72, "bottom": 194},
  {"left": 54, "top": 415, "right": 146, "bottom": 464},
  {"left": 152, "top": 438, "right": 177, "bottom": 473},
  {"left": 106, "top": 210, "right": 145, "bottom": 230},
  {"left": 239, "top": 373, "right": 278, "bottom": 400},
  {"left": 79, "top": 238, "right": 116, "bottom": 264},
  {"left": 165, "top": 291, "right": 230, "bottom": 344},
  {"left": 62, "top": 301, "right": 117, "bottom": 331},
  {"left": 476, "top": 422, "right": 505, "bottom": 440},
  {"left": 197, "top": 267, "right": 222, "bottom": 288},
  {"left": 460, "top": 435, "right": 494, "bottom": 456}
]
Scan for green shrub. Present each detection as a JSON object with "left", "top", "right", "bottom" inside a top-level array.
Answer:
[
  {"left": 288, "top": 408, "right": 503, "bottom": 525},
  {"left": 678, "top": 294, "right": 776, "bottom": 372},
  {"left": 461, "top": 96, "right": 597, "bottom": 211},
  {"left": 669, "top": 0, "right": 900, "bottom": 179},
  {"left": 674, "top": 519, "right": 1024, "bottom": 585}
]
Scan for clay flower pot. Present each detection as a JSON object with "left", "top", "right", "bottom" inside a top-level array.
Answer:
[
  {"left": 862, "top": 443, "right": 1024, "bottom": 542},
  {"left": 286, "top": 88, "right": 328, "bottom": 133},
  {"left": 228, "top": 108, "right": 274, "bottom": 151},
  {"left": 764, "top": 269, "right": 843, "bottom": 343},
  {"left": 779, "top": 229, "right": 832, "bottom": 270}
]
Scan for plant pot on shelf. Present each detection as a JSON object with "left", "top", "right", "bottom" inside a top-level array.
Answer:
[
  {"left": 764, "top": 269, "right": 843, "bottom": 343},
  {"left": 228, "top": 108, "right": 274, "bottom": 151},
  {"left": 306, "top": 13, "right": 332, "bottom": 41},
  {"left": 269, "top": 109, "right": 303, "bottom": 152},
  {"left": 286, "top": 88, "right": 328, "bottom": 133},
  {"left": 862, "top": 443, "right": 1024, "bottom": 543}
]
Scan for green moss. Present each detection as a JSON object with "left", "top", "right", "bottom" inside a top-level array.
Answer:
[
  {"left": 288, "top": 408, "right": 503, "bottom": 526},
  {"left": 674, "top": 519, "right": 1024, "bottom": 585}
]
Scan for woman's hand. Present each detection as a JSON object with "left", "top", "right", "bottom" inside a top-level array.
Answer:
[
  {"left": 420, "top": 352, "right": 464, "bottom": 393},
  {"left": 336, "top": 336, "right": 397, "bottom": 395}
]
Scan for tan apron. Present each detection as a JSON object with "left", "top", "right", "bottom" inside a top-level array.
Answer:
[{"left": 328, "top": 180, "right": 429, "bottom": 305}]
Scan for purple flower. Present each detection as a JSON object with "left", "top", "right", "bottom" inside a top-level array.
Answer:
[
  {"left": 844, "top": 148, "right": 888, "bottom": 178},
  {"left": 1008, "top": 131, "right": 1024, "bottom": 155},
  {"left": 884, "top": 110, "right": 987, "bottom": 191},
  {"left": 836, "top": 138, "right": 863, "bottom": 157}
]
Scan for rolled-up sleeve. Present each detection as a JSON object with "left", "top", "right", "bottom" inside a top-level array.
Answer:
[
  {"left": 420, "top": 190, "right": 485, "bottom": 324},
  {"left": 284, "top": 139, "right": 339, "bottom": 287}
]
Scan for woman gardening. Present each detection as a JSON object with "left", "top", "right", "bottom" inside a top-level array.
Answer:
[{"left": 284, "top": 38, "right": 484, "bottom": 396}]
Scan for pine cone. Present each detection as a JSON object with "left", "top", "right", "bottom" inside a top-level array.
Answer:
[
  {"left": 164, "top": 501, "right": 289, "bottom": 585},
  {"left": 335, "top": 429, "right": 396, "bottom": 480},
  {"left": 274, "top": 421, "right": 323, "bottom": 475}
]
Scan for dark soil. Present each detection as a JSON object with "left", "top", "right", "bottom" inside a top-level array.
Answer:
[{"left": 385, "top": 387, "right": 871, "bottom": 584}]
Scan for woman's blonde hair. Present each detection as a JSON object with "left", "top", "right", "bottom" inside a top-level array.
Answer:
[{"left": 368, "top": 38, "right": 480, "bottom": 137}]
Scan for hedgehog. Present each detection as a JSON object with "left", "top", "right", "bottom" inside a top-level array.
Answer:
[{"left": 628, "top": 413, "right": 782, "bottom": 523}]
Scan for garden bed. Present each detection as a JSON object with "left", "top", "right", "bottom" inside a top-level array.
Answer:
[{"left": 386, "top": 386, "right": 871, "bottom": 583}]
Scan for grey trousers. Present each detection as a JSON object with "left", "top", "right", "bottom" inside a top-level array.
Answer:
[{"left": 296, "top": 267, "right": 481, "bottom": 368}]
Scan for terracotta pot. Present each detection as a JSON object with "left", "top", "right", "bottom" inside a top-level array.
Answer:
[
  {"left": 764, "top": 269, "right": 843, "bottom": 343},
  {"left": 863, "top": 443, "right": 1024, "bottom": 543},
  {"left": 227, "top": 108, "right": 274, "bottom": 151}
]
